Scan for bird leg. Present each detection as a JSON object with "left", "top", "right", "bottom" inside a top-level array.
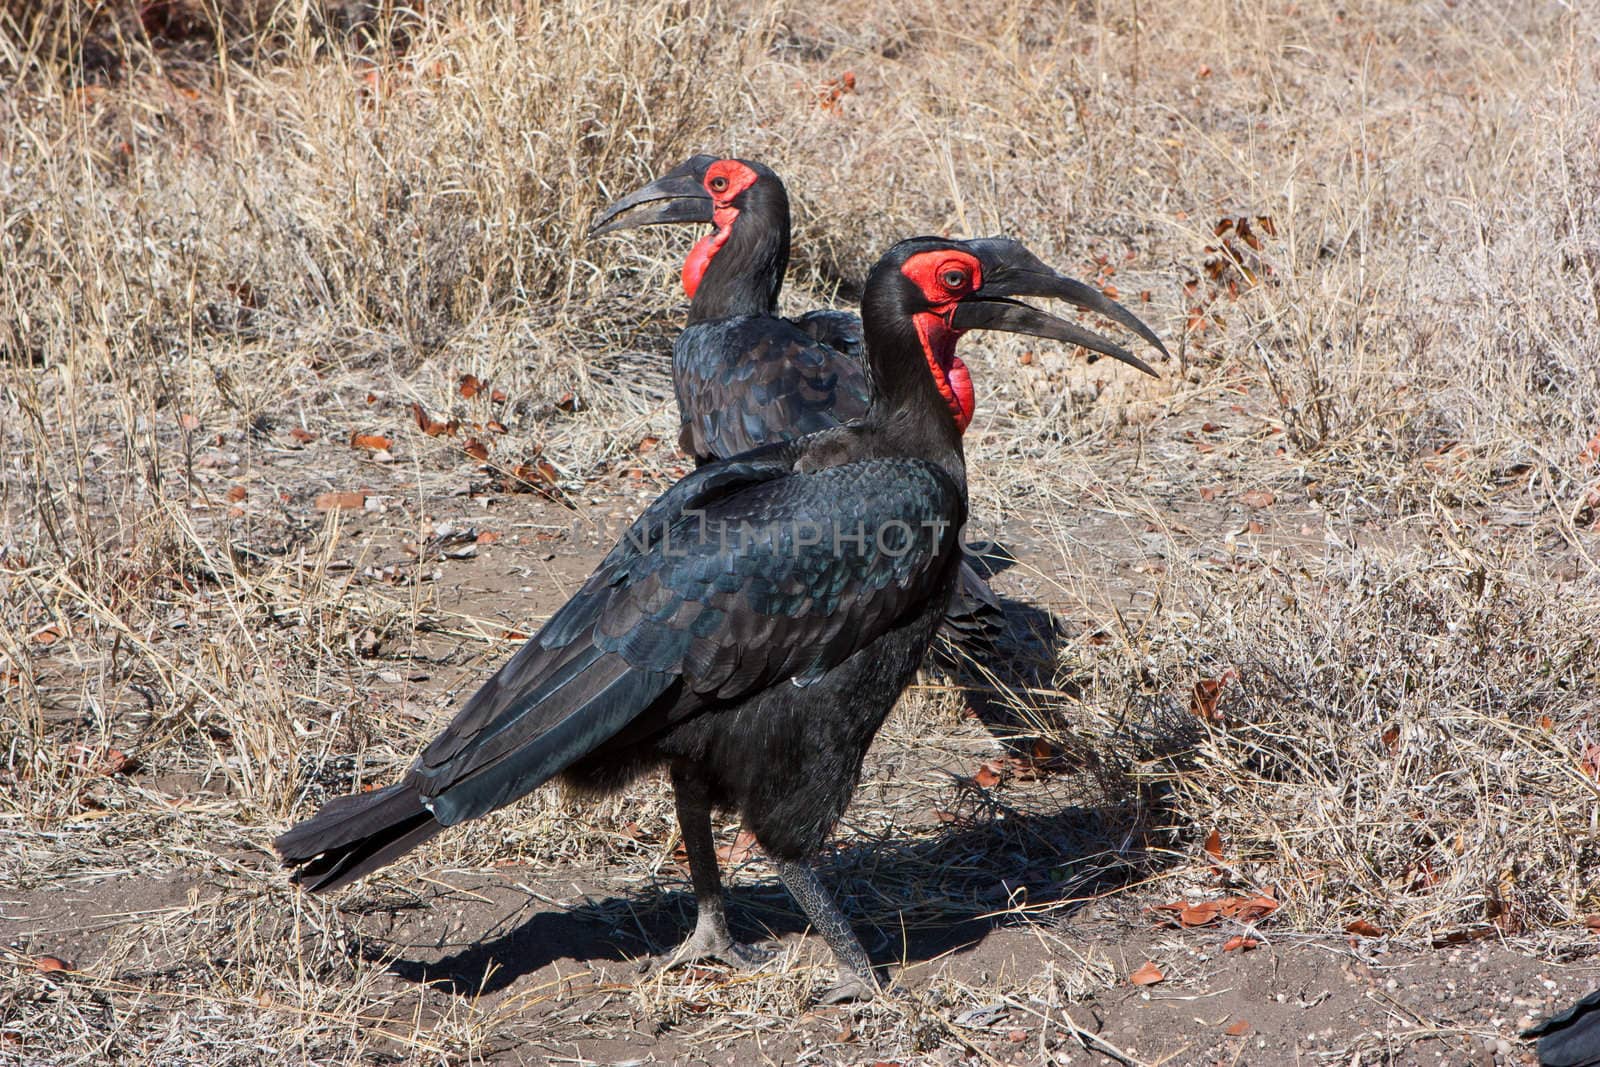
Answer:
[
  {"left": 775, "top": 857, "right": 883, "bottom": 1003},
  {"left": 654, "top": 767, "right": 774, "bottom": 971}
]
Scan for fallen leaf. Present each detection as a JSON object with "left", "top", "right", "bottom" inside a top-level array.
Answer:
[
  {"left": 476, "top": 531, "right": 502, "bottom": 545},
  {"left": 1189, "top": 673, "right": 1231, "bottom": 723},
  {"left": 1345, "top": 919, "right": 1385, "bottom": 938},
  {"left": 636, "top": 435, "right": 661, "bottom": 453},
  {"left": 225, "top": 485, "right": 246, "bottom": 503},
  {"left": 1204, "top": 829, "right": 1224, "bottom": 860},
  {"left": 410, "top": 402, "right": 456, "bottom": 438},
  {"left": 1006, "top": 1029, "right": 1028, "bottom": 1043},
  {"left": 1239, "top": 489, "right": 1275, "bottom": 508},
  {"left": 99, "top": 748, "right": 134, "bottom": 775},
  {"left": 1583, "top": 915, "right": 1600, "bottom": 932},
  {"left": 315, "top": 491, "right": 367, "bottom": 511},
  {"left": 1431, "top": 926, "right": 1494, "bottom": 947},
  {"left": 1199, "top": 485, "right": 1222, "bottom": 502},
  {"left": 350, "top": 432, "right": 392, "bottom": 452},
  {"left": 179, "top": 413, "right": 200, "bottom": 431},
  {"left": 463, "top": 438, "right": 490, "bottom": 462},
  {"left": 509, "top": 459, "right": 560, "bottom": 491},
  {"left": 716, "top": 829, "right": 760, "bottom": 864},
  {"left": 1179, "top": 901, "right": 1223, "bottom": 927},
  {"left": 1101, "top": 284, "right": 1120, "bottom": 300},
  {"left": 1129, "top": 961, "right": 1164, "bottom": 986},
  {"left": 1224, "top": 1019, "right": 1250, "bottom": 1036},
  {"left": 459, "top": 374, "right": 485, "bottom": 398},
  {"left": 34, "top": 956, "right": 71, "bottom": 974},
  {"left": 1380, "top": 724, "right": 1400, "bottom": 751},
  {"left": 1222, "top": 935, "right": 1259, "bottom": 953},
  {"left": 31, "top": 625, "right": 64, "bottom": 646},
  {"left": 290, "top": 427, "right": 317, "bottom": 444},
  {"left": 491, "top": 387, "right": 508, "bottom": 403},
  {"left": 556, "top": 392, "right": 579, "bottom": 412},
  {"left": 1225, "top": 893, "right": 1280, "bottom": 922},
  {"left": 485, "top": 420, "right": 507, "bottom": 434},
  {"left": 973, "top": 761, "right": 1003, "bottom": 789}
]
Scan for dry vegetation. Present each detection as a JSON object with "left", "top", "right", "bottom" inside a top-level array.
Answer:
[{"left": 2, "top": 0, "right": 1597, "bottom": 1063}]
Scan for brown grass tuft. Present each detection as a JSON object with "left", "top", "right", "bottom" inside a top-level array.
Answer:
[{"left": 2, "top": 0, "right": 1597, "bottom": 1061}]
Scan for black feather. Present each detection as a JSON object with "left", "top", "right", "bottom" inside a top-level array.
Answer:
[
  {"left": 273, "top": 783, "right": 439, "bottom": 893},
  {"left": 1524, "top": 990, "right": 1600, "bottom": 1066}
]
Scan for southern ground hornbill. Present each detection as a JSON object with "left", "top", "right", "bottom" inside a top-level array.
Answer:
[
  {"left": 275, "top": 236, "right": 1166, "bottom": 1002},
  {"left": 588, "top": 155, "right": 869, "bottom": 462},
  {"left": 589, "top": 156, "right": 1165, "bottom": 658}
]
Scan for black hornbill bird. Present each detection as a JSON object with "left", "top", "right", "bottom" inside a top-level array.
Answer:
[
  {"left": 589, "top": 155, "right": 869, "bottom": 461},
  {"left": 275, "top": 235, "right": 1166, "bottom": 1001},
  {"left": 590, "top": 156, "right": 1165, "bottom": 655}
]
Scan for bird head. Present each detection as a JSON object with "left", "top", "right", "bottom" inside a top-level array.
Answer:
[
  {"left": 864, "top": 236, "right": 1167, "bottom": 434},
  {"left": 590, "top": 157, "right": 790, "bottom": 306}
]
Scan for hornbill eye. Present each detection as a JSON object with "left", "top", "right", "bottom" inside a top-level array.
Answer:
[
  {"left": 708, "top": 175, "right": 729, "bottom": 193},
  {"left": 941, "top": 268, "right": 968, "bottom": 290}
]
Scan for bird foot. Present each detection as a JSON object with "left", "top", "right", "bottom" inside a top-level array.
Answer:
[
  {"left": 651, "top": 929, "right": 775, "bottom": 973},
  {"left": 818, "top": 970, "right": 897, "bottom": 1004}
]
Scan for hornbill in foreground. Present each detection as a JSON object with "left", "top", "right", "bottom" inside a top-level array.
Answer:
[
  {"left": 590, "top": 156, "right": 1166, "bottom": 657},
  {"left": 275, "top": 236, "right": 1166, "bottom": 1002}
]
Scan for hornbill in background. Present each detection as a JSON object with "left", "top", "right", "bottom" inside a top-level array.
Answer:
[
  {"left": 588, "top": 155, "right": 868, "bottom": 461},
  {"left": 590, "top": 156, "right": 1165, "bottom": 658},
  {"left": 276, "top": 236, "right": 1166, "bottom": 1002}
]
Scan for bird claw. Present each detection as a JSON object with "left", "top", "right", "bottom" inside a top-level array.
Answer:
[
  {"left": 818, "top": 970, "right": 900, "bottom": 1004},
  {"left": 649, "top": 933, "right": 775, "bottom": 974},
  {"left": 717, "top": 940, "right": 777, "bottom": 970}
]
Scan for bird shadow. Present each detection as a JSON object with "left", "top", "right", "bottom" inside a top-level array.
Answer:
[
  {"left": 361, "top": 537, "right": 1195, "bottom": 1001},
  {"left": 367, "top": 784, "right": 1163, "bottom": 999},
  {"left": 944, "top": 538, "right": 1093, "bottom": 758}
]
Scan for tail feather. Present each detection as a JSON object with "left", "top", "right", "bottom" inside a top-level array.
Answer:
[
  {"left": 274, "top": 783, "right": 441, "bottom": 894},
  {"left": 933, "top": 558, "right": 1006, "bottom": 666},
  {"left": 1523, "top": 988, "right": 1600, "bottom": 1067}
]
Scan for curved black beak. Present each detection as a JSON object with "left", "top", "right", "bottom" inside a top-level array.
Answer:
[
  {"left": 954, "top": 237, "right": 1168, "bottom": 377},
  {"left": 589, "top": 155, "right": 717, "bottom": 238}
]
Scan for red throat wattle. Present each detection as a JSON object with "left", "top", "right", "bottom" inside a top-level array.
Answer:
[
  {"left": 913, "top": 312, "right": 975, "bottom": 433},
  {"left": 681, "top": 204, "right": 738, "bottom": 299},
  {"left": 899, "top": 249, "right": 983, "bottom": 434}
]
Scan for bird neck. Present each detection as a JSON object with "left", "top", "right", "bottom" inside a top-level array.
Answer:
[
  {"left": 684, "top": 198, "right": 790, "bottom": 324},
  {"left": 857, "top": 304, "right": 969, "bottom": 487}
]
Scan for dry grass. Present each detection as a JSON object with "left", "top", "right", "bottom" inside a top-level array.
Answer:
[{"left": 2, "top": 0, "right": 1597, "bottom": 1062}]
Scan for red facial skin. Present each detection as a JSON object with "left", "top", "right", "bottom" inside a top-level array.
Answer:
[
  {"left": 682, "top": 160, "right": 762, "bottom": 299},
  {"left": 899, "top": 250, "right": 983, "bottom": 433}
]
